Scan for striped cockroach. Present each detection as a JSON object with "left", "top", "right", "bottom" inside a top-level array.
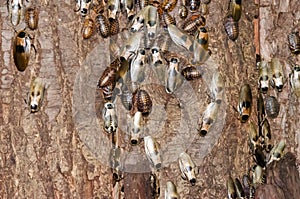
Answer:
[
  {"left": 181, "top": 14, "right": 206, "bottom": 34},
  {"left": 288, "top": 31, "right": 300, "bottom": 55},
  {"left": 95, "top": 13, "right": 110, "bottom": 38},
  {"left": 224, "top": 14, "right": 239, "bottom": 41},
  {"left": 181, "top": 66, "right": 202, "bottom": 81},
  {"left": 265, "top": 95, "right": 280, "bottom": 119},
  {"left": 134, "top": 89, "right": 152, "bottom": 116},
  {"left": 25, "top": 7, "right": 39, "bottom": 30},
  {"left": 82, "top": 18, "right": 94, "bottom": 39}
]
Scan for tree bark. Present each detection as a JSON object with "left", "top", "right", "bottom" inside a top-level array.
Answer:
[{"left": 1, "top": 0, "right": 300, "bottom": 198}]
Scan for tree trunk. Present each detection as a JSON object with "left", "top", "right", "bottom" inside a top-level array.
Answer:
[{"left": 1, "top": 0, "right": 300, "bottom": 198}]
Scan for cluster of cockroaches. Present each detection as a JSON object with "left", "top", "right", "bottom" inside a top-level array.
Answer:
[
  {"left": 225, "top": 2, "right": 298, "bottom": 198},
  {"left": 91, "top": 0, "right": 225, "bottom": 198},
  {"left": 74, "top": 0, "right": 122, "bottom": 39},
  {"left": 228, "top": 82, "right": 286, "bottom": 199},
  {"left": 7, "top": 0, "right": 45, "bottom": 113}
]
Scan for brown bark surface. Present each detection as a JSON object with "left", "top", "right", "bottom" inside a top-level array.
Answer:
[{"left": 1, "top": 0, "right": 300, "bottom": 198}]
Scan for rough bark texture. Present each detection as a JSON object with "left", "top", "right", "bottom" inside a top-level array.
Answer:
[
  {"left": 255, "top": 152, "right": 300, "bottom": 199},
  {"left": 1, "top": 0, "right": 300, "bottom": 198}
]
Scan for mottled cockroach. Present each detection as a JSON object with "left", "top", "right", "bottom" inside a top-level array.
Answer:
[
  {"left": 257, "top": 92, "right": 265, "bottom": 129},
  {"left": 150, "top": 47, "right": 164, "bottom": 66},
  {"left": 124, "top": 0, "right": 135, "bottom": 20},
  {"left": 144, "top": 136, "right": 162, "bottom": 169},
  {"left": 224, "top": 14, "right": 239, "bottom": 41},
  {"left": 270, "top": 58, "right": 284, "bottom": 92},
  {"left": 130, "top": 111, "right": 143, "bottom": 145},
  {"left": 182, "top": 14, "right": 206, "bottom": 34},
  {"left": 134, "top": 89, "right": 152, "bottom": 116},
  {"left": 181, "top": 66, "right": 202, "bottom": 80},
  {"left": 102, "top": 102, "right": 118, "bottom": 133},
  {"left": 162, "top": 11, "right": 176, "bottom": 29},
  {"left": 290, "top": 62, "right": 300, "bottom": 97},
  {"left": 198, "top": 102, "right": 220, "bottom": 136},
  {"left": 150, "top": 173, "right": 160, "bottom": 198},
  {"left": 237, "top": 84, "right": 252, "bottom": 123},
  {"left": 109, "top": 18, "right": 120, "bottom": 36},
  {"left": 179, "top": 5, "right": 188, "bottom": 19},
  {"left": 195, "top": 26, "right": 209, "bottom": 50},
  {"left": 288, "top": 31, "right": 300, "bottom": 55},
  {"left": 267, "top": 139, "right": 285, "bottom": 165},
  {"left": 248, "top": 122, "right": 259, "bottom": 154},
  {"left": 27, "top": 77, "right": 45, "bottom": 113},
  {"left": 210, "top": 72, "right": 224, "bottom": 104},
  {"left": 98, "top": 67, "right": 117, "bottom": 101},
  {"left": 74, "top": 0, "right": 92, "bottom": 17},
  {"left": 261, "top": 118, "right": 272, "bottom": 153},
  {"left": 13, "top": 30, "right": 33, "bottom": 72},
  {"left": 162, "top": 0, "right": 178, "bottom": 12},
  {"left": 165, "top": 181, "right": 180, "bottom": 199},
  {"left": 130, "top": 7, "right": 146, "bottom": 32},
  {"left": 168, "top": 24, "right": 194, "bottom": 52},
  {"left": 165, "top": 57, "right": 184, "bottom": 94},
  {"left": 230, "top": 0, "right": 242, "bottom": 22},
  {"left": 130, "top": 48, "right": 147, "bottom": 89},
  {"left": 189, "top": 0, "right": 200, "bottom": 12},
  {"left": 146, "top": 6, "right": 159, "bottom": 40},
  {"left": 251, "top": 165, "right": 266, "bottom": 188},
  {"left": 82, "top": 18, "right": 94, "bottom": 39},
  {"left": 109, "top": 147, "right": 123, "bottom": 184},
  {"left": 234, "top": 178, "right": 245, "bottom": 199},
  {"left": 178, "top": 152, "right": 198, "bottom": 186},
  {"left": 108, "top": 0, "right": 120, "bottom": 20},
  {"left": 254, "top": 147, "right": 266, "bottom": 168},
  {"left": 227, "top": 176, "right": 237, "bottom": 199},
  {"left": 8, "top": 0, "right": 23, "bottom": 26},
  {"left": 120, "top": 83, "right": 133, "bottom": 110},
  {"left": 25, "top": 7, "right": 39, "bottom": 30},
  {"left": 265, "top": 96, "right": 279, "bottom": 118},
  {"left": 150, "top": 46, "right": 166, "bottom": 84},
  {"left": 258, "top": 60, "right": 269, "bottom": 94},
  {"left": 120, "top": 32, "right": 143, "bottom": 60},
  {"left": 96, "top": 13, "right": 110, "bottom": 38}
]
